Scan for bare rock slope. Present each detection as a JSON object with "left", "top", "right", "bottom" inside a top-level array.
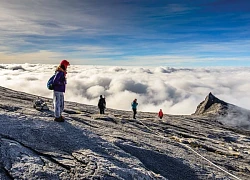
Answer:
[{"left": 0, "top": 86, "right": 250, "bottom": 180}]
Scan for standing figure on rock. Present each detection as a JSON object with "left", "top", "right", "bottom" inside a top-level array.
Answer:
[
  {"left": 52, "top": 60, "right": 70, "bottom": 122},
  {"left": 131, "top": 99, "right": 138, "bottom": 119},
  {"left": 158, "top": 109, "right": 163, "bottom": 119},
  {"left": 98, "top": 95, "right": 106, "bottom": 114}
]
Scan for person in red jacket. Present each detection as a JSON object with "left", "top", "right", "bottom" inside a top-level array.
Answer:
[{"left": 158, "top": 109, "right": 163, "bottom": 119}]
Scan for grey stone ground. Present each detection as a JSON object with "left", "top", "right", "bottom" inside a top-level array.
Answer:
[{"left": 0, "top": 86, "right": 250, "bottom": 179}]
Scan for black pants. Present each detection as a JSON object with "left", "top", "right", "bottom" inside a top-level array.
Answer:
[
  {"left": 100, "top": 108, "right": 105, "bottom": 114},
  {"left": 133, "top": 108, "right": 137, "bottom": 119}
]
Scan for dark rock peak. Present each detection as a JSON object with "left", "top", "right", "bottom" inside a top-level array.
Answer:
[
  {"left": 193, "top": 92, "right": 229, "bottom": 116},
  {"left": 194, "top": 92, "right": 250, "bottom": 132}
]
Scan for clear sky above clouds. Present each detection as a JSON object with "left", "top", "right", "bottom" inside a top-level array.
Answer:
[{"left": 0, "top": 0, "right": 250, "bottom": 66}]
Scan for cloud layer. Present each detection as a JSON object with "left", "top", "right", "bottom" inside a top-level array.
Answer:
[{"left": 1, "top": 64, "right": 250, "bottom": 115}]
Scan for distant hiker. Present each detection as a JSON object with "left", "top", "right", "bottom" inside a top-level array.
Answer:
[
  {"left": 131, "top": 99, "right": 138, "bottom": 119},
  {"left": 52, "top": 60, "right": 70, "bottom": 122},
  {"left": 98, "top": 95, "right": 106, "bottom": 114},
  {"left": 158, "top": 109, "right": 163, "bottom": 119}
]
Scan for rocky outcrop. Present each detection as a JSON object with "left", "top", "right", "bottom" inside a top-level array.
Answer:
[
  {"left": 193, "top": 92, "right": 250, "bottom": 130},
  {"left": 193, "top": 92, "right": 229, "bottom": 115}
]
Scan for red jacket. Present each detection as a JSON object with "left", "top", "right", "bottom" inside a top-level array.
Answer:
[{"left": 158, "top": 109, "right": 163, "bottom": 118}]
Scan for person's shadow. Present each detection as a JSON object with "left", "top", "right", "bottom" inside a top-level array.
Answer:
[{"left": 115, "top": 142, "right": 199, "bottom": 180}]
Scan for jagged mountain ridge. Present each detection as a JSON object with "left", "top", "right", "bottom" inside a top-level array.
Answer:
[
  {"left": 194, "top": 92, "right": 229, "bottom": 116},
  {"left": 0, "top": 86, "right": 250, "bottom": 180},
  {"left": 194, "top": 92, "right": 250, "bottom": 130}
]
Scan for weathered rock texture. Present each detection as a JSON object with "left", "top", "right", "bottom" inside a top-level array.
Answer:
[
  {"left": 193, "top": 92, "right": 231, "bottom": 116},
  {"left": 194, "top": 92, "right": 250, "bottom": 130},
  {"left": 0, "top": 87, "right": 250, "bottom": 180}
]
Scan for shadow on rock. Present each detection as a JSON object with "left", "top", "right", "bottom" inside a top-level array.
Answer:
[{"left": 116, "top": 142, "right": 199, "bottom": 180}]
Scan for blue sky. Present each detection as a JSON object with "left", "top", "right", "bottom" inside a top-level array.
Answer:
[{"left": 0, "top": 0, "right": 250, "bottom": 66}]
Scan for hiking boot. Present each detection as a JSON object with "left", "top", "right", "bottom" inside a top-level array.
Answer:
[
  {"left": 54, "top": 117, "right": 64, "bottom": 122},
  {"left": 60, "top": 116, "right": 65, "bottom": 121}
]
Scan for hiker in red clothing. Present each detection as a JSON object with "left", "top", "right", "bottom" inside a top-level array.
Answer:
[{"left": 158, "top": 109, "right": 163, "bottom": 119}]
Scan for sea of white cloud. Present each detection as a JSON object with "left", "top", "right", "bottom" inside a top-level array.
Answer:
[{"left": 1, "top": 63, "right": 250, "bottom": 115}]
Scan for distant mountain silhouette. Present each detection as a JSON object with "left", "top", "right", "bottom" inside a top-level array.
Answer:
[
  {"left": 193, "top": 92, "right": 229, "bottom": 115},
  {"left": 194, "top": 92, "right": 250, "bottom": 116},
  {"left": 194, "top": 92, "right": 250, "bottom": 130}
]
